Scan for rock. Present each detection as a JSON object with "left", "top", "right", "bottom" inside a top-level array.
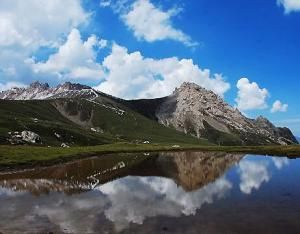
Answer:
[
  {"left": 125, "top": 82, "right": 298, "bottom": 145},
  {"left": 91, "top": 127, "right": 104, "bottom": 133},
  {"left": 8, "top": 131, "right": 41, "bottom": 144},
  {"left": 61, "top": 143, "right": 70, "bottom": 148},
  {"left": 30, "top": 81, "right": 49, "bottom": 89},
  {"left": 32, "top": 118, "right": 39, "bottom": 123},
  {"left": 21, "top": 131, "right": 41, "bottom": 144},
  {"left": 0, "top": 81, "right": 97, "bottom": 100},
  {"left": 57, "top": 82, "right": 90, "bottom": 91},
  {"left": 54, "top": 132, "right": 61, "bottom": 139},
  {"left": 172, "top": 145, "right": 180, "bottom": 148}
]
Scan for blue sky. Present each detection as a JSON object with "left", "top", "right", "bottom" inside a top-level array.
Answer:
[{"left": 0, "top": 0, "right": 299, "bottom": 135}]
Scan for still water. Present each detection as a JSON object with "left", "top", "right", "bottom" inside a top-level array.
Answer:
[{"left": 0, "top": 151, "right": 299, "bottom": 234}]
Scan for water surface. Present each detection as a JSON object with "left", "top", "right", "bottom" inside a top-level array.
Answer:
[{"left": 0, "top": 151, "right": 300, "bottom": 233}]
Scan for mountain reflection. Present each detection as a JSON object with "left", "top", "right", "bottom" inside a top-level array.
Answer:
[
  {"left": 0, "top": 153, "right": 295, "bottom": 233},
  {"left": 0, "top": 151, "right": 243, "bottom": 195}
]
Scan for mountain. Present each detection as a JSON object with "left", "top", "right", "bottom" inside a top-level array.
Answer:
[
  {"left": 0, "top": 82, "right": 204, "bottom": 146},
  {"left": 124, "top": 82, "right": 298, "bottom": 145},
  {"left": 0, "top": 81, "right": 98, "bottom": 100},
  {"left": 151, "top": 151, "right": 242, "bottom": 191},
  {"left": 0, "top": 151, "right": 242, "bottom": 194},
  {"left": 0, "top": 81, "right": 297, "bottom": 146}
]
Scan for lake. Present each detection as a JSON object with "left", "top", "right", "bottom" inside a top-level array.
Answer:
[{"left": 0, "top": 151, "right": 300, "bottom": 234}]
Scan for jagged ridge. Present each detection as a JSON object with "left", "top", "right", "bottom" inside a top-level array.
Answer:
[
  {"left": 124, "top": 82, "right": 298, "bottom": 145},
  {"left": 0, "top": 81, "right": 98, "bottom": 100},
  {"left": 0, "top": 81, "right": 298, "bottom": 146}
]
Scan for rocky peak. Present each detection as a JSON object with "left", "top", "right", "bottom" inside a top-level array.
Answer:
[
  {"left": 255, "top": 115, "right": 276, "bottom": 129},
  {"left": 0, "top": 81, "right": 96, "bottom": 100},
  {"left": 29, "top": 81, "right": 49, "bottom": 90},
  {"left": 256, "top": 115, "right": 269, "bottom": 122},
  {"left": 153, "top": 82, "right": 298, "bottom": 145},
  {"left": 175, "top": 82, "right": 208, "bottom": 95},
  {"left": 178, "top": 82, "right": 206, "bottom": 91},
  {"left": 174, "top": 82, "right": 223, "bottom": 104},
  {"left": 57, "top": 82, "right": 91, "bottom": 91}
]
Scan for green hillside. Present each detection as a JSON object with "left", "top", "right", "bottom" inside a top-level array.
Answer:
[{"left": 0, "top": 98, "right": 209, "bottom": 146}]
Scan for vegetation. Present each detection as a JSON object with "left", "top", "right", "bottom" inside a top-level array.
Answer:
[
  {"left": 0, "top": 99, "right": 209, "bottom": 146},
  {"left": 0, "top": 98, "right": 299, "bottom": 171},
  {"left": 0, "top": 143, "right": 299, "bottom": 170}
]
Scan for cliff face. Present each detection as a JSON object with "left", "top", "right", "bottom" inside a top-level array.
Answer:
[
  {"left": 126, "top": 82, "right": 298, "bottom": 145},
  {"left": 155, "top": 82, "right": 298, "bottom": 145}
]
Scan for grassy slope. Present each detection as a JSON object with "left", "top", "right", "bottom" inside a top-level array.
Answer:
[
  {"left": 1, "top": 98, "right": 299, "bottom": 170},
  {"left": 0, "top": 99, "right": 209, "bottom": 146},
  {"left": 89, "top": 96, "right": 208, "bottom": 144},
  {"left": 0, "top": 143, "right": 299, "bottom": 169},
  {"left": 0, "top": 99, "right": 114, "bottom": 146}
]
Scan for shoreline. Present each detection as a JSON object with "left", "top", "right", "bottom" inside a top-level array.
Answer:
[{"left": 0, "top": 143, "right": 299, "bottom": 172}]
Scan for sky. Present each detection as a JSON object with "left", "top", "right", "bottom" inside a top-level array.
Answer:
[{"left": 0, "top": 0, "right": 299, "bottom": 135}]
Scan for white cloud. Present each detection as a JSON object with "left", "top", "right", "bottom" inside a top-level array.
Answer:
[
  {"left": 0, "top": 0, "right": 89, "bottom": 84},
  {"left": 100, "top": 0, "right": 112, "bottom": 7},
  {"left": 30, "top": 29, "right": 105, "bottom": 81},
  {"left": 238, "top": 160, "right": 270, "bottom": 194},
  {"left": 0, "top": 81, "right": 26, "bottom": 92},
  {"left": 0, "top": 0, "right": 88, "bottom": 49},
  {"left": 94, "top": 43, "right": 230, "bottom": 99},
  {"left": 235, "top": 78, "right": 269, "bottom": 111},
  {"left": 103, "top": 0, "right": 197, "bottom": 47},
  {"left": 271, "top": 100, "right": 288, "bottom": 113},
  {"left": 277, "top": 0, "right": 300, "bottom": 13}
]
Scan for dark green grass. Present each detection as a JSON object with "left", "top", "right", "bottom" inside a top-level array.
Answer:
[
  {"left": 0, "top": 99, "right": 114, "bottom": 146},
  {"left": 0, "top": 143, "right": 299, "bottom": 170},
  {"left": 0, "top": 99, "right": 209, "bottom": 146}
]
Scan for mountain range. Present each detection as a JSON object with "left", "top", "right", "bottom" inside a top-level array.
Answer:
[
  {"left": 0, "top": 81, "right": 298, "bottom": 146},
  {"left": 0, "top": 151, "right": 242, "bottom": 194}
]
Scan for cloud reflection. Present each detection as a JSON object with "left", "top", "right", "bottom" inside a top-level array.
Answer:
[
  {"left": 272, "top": 157, "right": 289, "bottom": 169},
  {"left": 99, "top": 176, "right": 232, "bottom": 231},
  {"left": 238, "top": 160, "right": 270, "bottom": 194}
]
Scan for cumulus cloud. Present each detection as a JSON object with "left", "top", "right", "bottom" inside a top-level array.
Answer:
[
  {"left": 238, "top": 160, "right": 270, "bottom": 194},
  {"left": 100, "top": 0, "right": 112, "bottom": 8},
  {"left": 0, "top": 0, "right": 88, "bottom": 49},
  {"left": 277, "top": 0, "right": 300, "bottom": 13},
  {"left": 271, "top": 100, "right": 288, "bottom": 113},
  {"left": 94, "top": 43, "right": 230, "bottom": 99},
  {"left": 235, "top": 78, "right": 269, "bottom": 111},
  {"left": 0, "top": 0, "right": 89, "bottom": 84},
  {"left": 102, "top": 0, "right": 197, "bottom": 47},
  {"left": 0, "top": 81, "right": 26, "bottom": 92},
  {"left": 29, "top": 29, "right": 105, "bottom": 81}
]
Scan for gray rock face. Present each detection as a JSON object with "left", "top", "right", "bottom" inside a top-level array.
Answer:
[
  {"left": 126, "top": 82, "right": 298, "bottom": 145},
  {"left": 0, "top": 81, "right": 98, "bottom": 100},
  {"left": 21, "top": 131, "right": 41, "bottom": 144},
  {"left": 1, "top": 81, "right": 297, "bottom": 146},
  {"left": 154, "top": 82, "right": 297, "bottom": 145},
  {"left": 8, "top": 131, "right": 41, "bottom": 145}
]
